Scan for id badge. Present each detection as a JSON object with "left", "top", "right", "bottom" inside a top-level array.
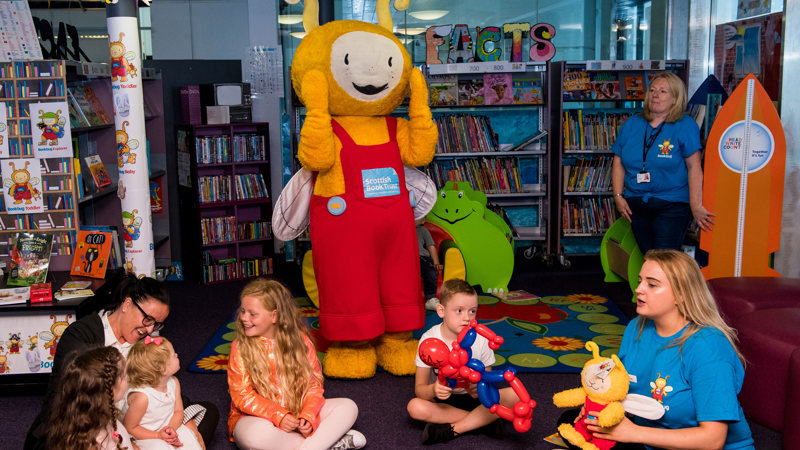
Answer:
[{"left": 637, "top": 171, "right": 651, "bottom": 184}]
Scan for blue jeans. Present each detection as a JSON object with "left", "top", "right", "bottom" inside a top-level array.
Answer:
[{"left": 626, "top": 196, "right": 692, "bottom": 254}]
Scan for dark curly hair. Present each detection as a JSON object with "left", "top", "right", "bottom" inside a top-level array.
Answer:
[{"left": 47, "top": 346, "right": 127, "bottom": 450}]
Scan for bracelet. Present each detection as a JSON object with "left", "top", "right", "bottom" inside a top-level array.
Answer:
[{"left": 614, "top": 193, "right": 623, "bottom": 197}]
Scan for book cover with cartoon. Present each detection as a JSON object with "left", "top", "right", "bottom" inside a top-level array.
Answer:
[
  {"left": 70, "top": 230, "right": 113, "bottom": 279},
  {"left": 590, "top": 72, "right": 621, "bottom": 99},
  {"left": 30, "top": 101, "right": 73, "bottom": 158},
  {"left": 7, "top": 232, "right": 54, "bottom": 286},
  {"left": 512, "top": 73, "right": 544, "bottom": 104},
  {"left": 2, "top": 159, "right": 44, "bottom": 213},
  {"left": 428, "top": 74, "right": 458, "bottom": 106}
]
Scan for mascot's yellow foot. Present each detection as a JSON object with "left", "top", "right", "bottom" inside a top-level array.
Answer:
[
  {"left": 323, "top": 343, "right": 377, "bottom": 379},
  {"left": 376, "top": 332, "right": 418, "bottom": 376},
  {"left": 558, "top": 423, "right": 588, "bottom": 449}
]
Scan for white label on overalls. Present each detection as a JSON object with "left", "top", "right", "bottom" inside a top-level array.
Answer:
[{"left": 362, "top": 167, "right": 400, "bottom": 198}]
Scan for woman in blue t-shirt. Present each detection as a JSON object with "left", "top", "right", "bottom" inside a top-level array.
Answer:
[
  {"left": 611, "top": 72, "right": 714, "bottom": 253},
  {"left": 582, "top": 249, "right": 754, "bottom": 449}
]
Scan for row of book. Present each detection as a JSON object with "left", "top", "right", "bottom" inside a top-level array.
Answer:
[
  {"left": 424, "top": 156, "right": 542, "bottom": 194},
  {"left": 0, "top": 229, "right": 75, "bottom": 257},
  {"left": 42, "top": 175, "right": 73, "bottom": 191},
  {"left": 428, "top": 72, "right": 544, "bottom": 107},
  {"left": 200, "top": 255, "right": 274, "bottom": 283},
  {"left": 197, "top": 173, "right": 269, "bottom": 203},
  {"left": 0, "top": 61, "right": 64, "bottom": 79},
  {"left": 1, "top": 79, "right": 66, "bottom": 99},
  {"left": 562, "top": 156, "right": 613, "bottom": 193},
  {"left": 561, "top": 197, "right": 617, "bottom": 235},
  {"left": 563, "top": 110, "right": 634, "bottom": 152},
  {"left": 0, "top": 212, "right": 75, "bottom": 231},
  {"left": 238, "top": 220, "right": 271, "bottom": 241},
  {"left": 563, "top": 70, "right": 650, "bottom": 101},
  {"left": 194, "top": 134, "right": 268, "bottom": 164},
  {"left": 201, "top": 216, "right": 273, "bottom": 245},
  {"left": 435, "top": 114, "right": 499, "bottom": 153}
]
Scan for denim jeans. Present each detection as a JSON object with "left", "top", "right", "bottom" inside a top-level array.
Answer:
[
  {"left": 625, "top": 196, "right": 692, "bottom": 254},
  {"left": 420, "top": 255, "right": 438, "bottom": 299}
]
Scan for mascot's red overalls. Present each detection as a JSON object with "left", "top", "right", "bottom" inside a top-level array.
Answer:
[
  {"left": 573, "top": 397, "right": 616, "bottom": 450},
  {"left": 310, "top": 117, "right": 423, "bottom": 341}
]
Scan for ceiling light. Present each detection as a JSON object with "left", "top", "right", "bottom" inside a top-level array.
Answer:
[
  {"left": 396, "top": 27, "right": 427, "bottom": 35},
  {"left": 290, "top": 31, "right": 306, "bottom": 39},
  {"left": 279, "top": 14, "right": 303, "bottom": 25},
  {"left": 409, "top": 10, "right": 449, "bottom": 21}
]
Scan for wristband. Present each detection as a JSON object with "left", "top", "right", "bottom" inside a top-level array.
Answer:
[{"left": 614, "top": 193, "right": 623, "bottom": 197}]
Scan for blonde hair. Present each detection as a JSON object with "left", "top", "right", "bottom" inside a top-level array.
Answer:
[
  {"left": 642, "top": 72, "right": 687, "bottom": 123},
  {"left": 234, "top": 278, "right": 322, "bottom": 415},
  {"left": 438, "top": 278, "right": 476, "bottom": 306},
  {"left": 636, "top": 249, "right": 745, "bottom": 365},
  {"left": 127, "top": 336, "right": 173, "bottom": 388}
]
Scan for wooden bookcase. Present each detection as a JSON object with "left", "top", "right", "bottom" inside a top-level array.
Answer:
[
  {"left": 66, "top": 61, "right": 171, "bottom": 268},
  {"left": 0, "top": 60, "right": 79, "bottom": 271},
  {"left": 422, "top": 61, "right": 553, "bottom": 257},
  {"left": 177, "top": 123, "right": 273, "bottom": 284}
]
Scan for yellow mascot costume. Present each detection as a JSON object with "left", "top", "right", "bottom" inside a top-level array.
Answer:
[{"left": 285, "top": 0, "right": 438, "bottom": 379}]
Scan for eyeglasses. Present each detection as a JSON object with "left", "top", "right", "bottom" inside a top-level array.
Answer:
[{"left": 130, "top": 299, "right": 165, "bottom": 332}]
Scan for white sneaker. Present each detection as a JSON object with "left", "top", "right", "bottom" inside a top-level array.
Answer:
[
  {"left": 330, "top": 429, "right": 366, "bottom": 450},
  {"left": 425, "top": 297, "right": 440, "bottom": 311}
]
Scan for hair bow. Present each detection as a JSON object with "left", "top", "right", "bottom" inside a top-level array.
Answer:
[
  {"left": 144, "top": 336, "right": 162, "bottom": 345},
  {"left": 112, "top": 431, "right": 121, "bottom": 442}
]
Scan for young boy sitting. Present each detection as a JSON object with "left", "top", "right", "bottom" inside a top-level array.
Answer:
[{"left": 407, "top": 278, "right": 519, "bottom": 445}]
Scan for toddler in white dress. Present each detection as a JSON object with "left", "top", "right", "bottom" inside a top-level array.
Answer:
[{"left": 122, "top": 336, "right": 204, "bottom": 450}]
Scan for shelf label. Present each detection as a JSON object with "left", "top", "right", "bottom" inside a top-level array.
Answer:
[
  {"left": 429, "top": 61, "right": 528, "bottom": 75},
  {"left": 584, "top": 60, "right": 666, "bottom": 71}
]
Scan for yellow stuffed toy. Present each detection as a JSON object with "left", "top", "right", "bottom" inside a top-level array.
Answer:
[
  {"left": 553, "top": 341, "right": 629, "bottom": 450},
  {"left": 284, "top": 0, "right": 438, "bottom": 379}
]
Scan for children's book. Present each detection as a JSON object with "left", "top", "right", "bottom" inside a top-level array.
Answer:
[
  {"left": 7, "top": 232, "right": 54, "bottom": 286},
  {"left": 512, "top": 73, "right": 544, "bottom": 104},
  {"left": 70, "top": 229, "right": 113, "bottom": 278},
  {"left": 80, "top": 225, "right": 122, "bottom": 270},
  {"left": 84, "top": 154, "right": 112, "bottom": 190},
  {"left": 590, "top": 72, "right": 620, "bottom": 99},
  {"left": 495, "top": 289, "right": 541, "bottom": 302},
  {"left": 624, "top": 75, "right": 645, "bottom": 100},
  {"left": 562, "top": 69, "right": 592, "bottom": 100},
  {"left": 483, "top": 73, "right": 514, "bottom": 105},
  {"left": 70, "top": 86, "right": 111, "bottom": 126},
  {"left": 66, "top": 89, "right": 90, "bottom": 128},
  {"left": 150, "top": 178, "right": 163, "bottom": 212},
  {"left": 457, "top": 76, "right": 484, "bottom": 105},
  {"left": 0, "top": 286, "right": 31, "bottom": 305},
  {"left": 428, "top": 75, "right": 458, "bottom": 107}
]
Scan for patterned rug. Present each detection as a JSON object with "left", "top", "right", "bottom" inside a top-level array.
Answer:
[{"left": 190, "top": 293, "right": 629, "bottom": 374}]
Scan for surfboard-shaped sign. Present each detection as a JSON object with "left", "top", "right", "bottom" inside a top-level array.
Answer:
[{"left": 700, "top": 73, "right": 785, "bottom": 279}]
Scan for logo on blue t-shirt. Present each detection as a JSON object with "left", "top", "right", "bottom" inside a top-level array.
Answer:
[
  {"left": 362, "top": 167, "right": 400, "bottom": 198},
  {"left": 656, "top": 139, "right": 675, "bottom": 158}
]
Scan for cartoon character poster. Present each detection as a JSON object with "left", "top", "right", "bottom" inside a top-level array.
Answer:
[
  {"left": 30, "top": 101, "right": 73, "bottom": 158},
  {"left": 1, "top": 158, "right": 44, "bottom": 213},
  {"left": 0, "top": 102, "right": 9, "bottom": 158},
  {"left": 0, "top": 313, "right": 75, "bottom": 375}
]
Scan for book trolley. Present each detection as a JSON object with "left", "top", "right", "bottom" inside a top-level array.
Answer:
[{"left": 0, "top": 60, "right": 79, "bottom": 270}]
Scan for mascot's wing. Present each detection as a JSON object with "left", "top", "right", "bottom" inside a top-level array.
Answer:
[
  {"left": 621, "top": 393, "right": 665, "bottom": 420},
  {"left": 271, "top": 168, "right": 314, "bottom": 241},
  {"left": 405, "top": 167, "right": 437, "bottom": 220}
]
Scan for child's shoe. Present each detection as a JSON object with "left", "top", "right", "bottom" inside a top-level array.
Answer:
[
  {"left": 330, "top": 429, "right": 366, "bottom": 449},
  {"left": 424, "top": 297, "right": 440, "bottom": 311},
  {"left": 421, "top": 422, "right": 458, "bottom": 445}
]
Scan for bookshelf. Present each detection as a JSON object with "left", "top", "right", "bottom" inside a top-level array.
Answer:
[
  {"left": 66, "top": 61, "right": 172, "bottom": 267},
  {"left": 552, "top": 60, "right": 689, "bottom": 256},
  {"left": 177, "top": 123, "right": 273, "bottom": 284},
  {"left": 422, "top": 62, "right": 553, "bottom": 254},
  {"left": 0, "top": 60, "right": 79, "bottom": 270}
]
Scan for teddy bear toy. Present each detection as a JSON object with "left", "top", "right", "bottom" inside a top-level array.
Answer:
[
  {"left": 553, "top": 341, "right": 629, "bottom": 450},
  {"left": 281, "top": 0, "right": 438, "bottom": 379}
]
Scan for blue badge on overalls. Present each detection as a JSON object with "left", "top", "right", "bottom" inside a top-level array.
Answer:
[{"left": 362, "top": 168, "right": 400, "bottom": 198}]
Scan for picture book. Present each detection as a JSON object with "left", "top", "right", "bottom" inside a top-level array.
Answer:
[
  {"left": 80, "top": 225, "right": 122, "bottom": 270},
  {"left": 512, "top": 73, "right": 544, "bottom": 104},
  {"left": 483, "top": 73, "right": 514, "bottom": 105},
  {"left": 84, "top": 154, "right": 112, "bottom": 190},
  {"left": 150, "top": 178, "right": 163, "bottom": 213},
  {"left": 495, "top": 289, "right": 541, "bottom": 302},
  {"left": 562, "top": 69, "right": 591, "bottom": 100},
  {"left": 428, "top": 75, "right": 458, "bottom": 107},
  {"left": 457, "top": 75, "right": 484, "bottom": 105},
  {"left": 66, "top": 88, "right": 90, "bottom": 128},
  {"left": 624, "top": 75, "right": 646, "bottom": 100},
  {"left": 0, "top": 286, "right": 31, "bottom": 305},
  {"left": 2, "top": 158, "right": 44, "bottom": 214},
  {"left": 590, "top": 72, "right": 620, "bottom": 99},
  {"left": 70, "top": 86, "right": 112, "bottom": 127},
  {"left": 31, "top": 101, "right": 73, "bottom": 158},
  {"left": 166, "top": 261, "right": 184, "bottom": 281},
  {"left": 7, "top": 232, "right": 54, "bottom": 286},
  {"left": 70, "top": 229, "right": 113, "bottom": 278}
]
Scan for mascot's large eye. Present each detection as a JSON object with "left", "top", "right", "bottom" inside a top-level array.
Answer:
[
  {"left": 458, "top": 191, "right": 464, "bottom": 198},
  {"left": 388, "top": 57, "right": 393, "bottom": 67},
  {"left": 440, "top": 192, "right": 446, "bottom": 198},
  {"left": 344, "top": 54, "right": 349, "bottom": 65}
]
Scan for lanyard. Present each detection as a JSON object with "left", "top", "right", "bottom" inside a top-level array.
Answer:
[{"left": 641, "top": 122, "right": 665, "bottom": 171}]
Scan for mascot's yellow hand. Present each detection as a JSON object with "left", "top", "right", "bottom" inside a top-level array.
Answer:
[
  {"left": 401, "top": 66, "right": 437, "bottom": 167},
  {"left": 408, "top": 67, "right": 431, "bottom": 120},
  {"left": 297, "top": 70, "right": 336, "bottom": 172}
]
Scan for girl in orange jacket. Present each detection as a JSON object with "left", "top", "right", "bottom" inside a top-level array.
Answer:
[{"left": 227, "top": 278, "right": 365, "bottom": 449}]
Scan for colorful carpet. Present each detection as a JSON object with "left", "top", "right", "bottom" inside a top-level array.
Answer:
[{"left": 190, "top": 293, "right": 629, "bottom": 374}]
